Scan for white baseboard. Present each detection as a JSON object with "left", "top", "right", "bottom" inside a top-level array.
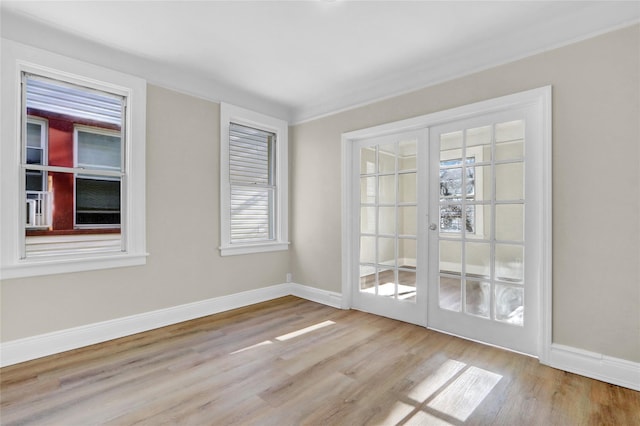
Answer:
[
  {"left": 1, "top": 283, "right": 297, "bottom": 367},
  {"left": 544, "top": 343, "right": 640, "bottom": 391},
  {"left": 289, "top": 282, "right": 343, "bottom": 309}
]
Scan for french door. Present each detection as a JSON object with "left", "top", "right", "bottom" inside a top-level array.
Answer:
[
  {"left": 346, "top": 88, "right": 549, "bottom": 357},
  {"left": 427, "top": 109, "right": 540, "bottom": 356},
  {"left": 351, "top": 130, "right": 427, "bottom": 325}
]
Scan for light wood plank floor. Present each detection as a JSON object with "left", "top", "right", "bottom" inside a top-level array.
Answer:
[{"left": 1, "top": 296, "right": 639, "bottom": 425}]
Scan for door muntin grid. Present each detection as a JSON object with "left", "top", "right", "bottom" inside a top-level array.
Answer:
[{"left": 359, "top": 139, "right": 418, "bottom": 302}]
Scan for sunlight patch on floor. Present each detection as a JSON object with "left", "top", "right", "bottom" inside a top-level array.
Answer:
[
  {"left": 427, "top": 365, "right": 502, "bottom": 421},
  {"left": 230, "top": 340, "right": 273, "bottom": 354},
  {"left": 275, "top": 320, "right": 336, "bottom": 341},
  {"left": 408, "top": 359, "right": 466, "bottom": 401}
]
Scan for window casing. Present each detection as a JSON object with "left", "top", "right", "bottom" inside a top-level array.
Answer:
[
  {"left": 0, "top": 40, "right": 147, "bottom": 278},
  {"left": 220, "top": 103, "right": 288, "bottom": 256}
]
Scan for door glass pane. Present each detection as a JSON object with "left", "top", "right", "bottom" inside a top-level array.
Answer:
[
  {"left": 466, "top": 280, "right": 490, "bottom": 318},
  {"left": 398, "top": 172, "right": 416, "bottom": 203},
  {"left": 467, "top": 204, "right": 491, "bottom": 240},
  {"left": 398, "top": 238, "right": 416, "bottom": 268},
  {"left": 360, "top": 176, "right": 376, "bottom": 204},
  {"left": 398, "top": 269, "right": 416, "bottom": 302},
  {"left": 360, "top": 146, "right": 377, "bottom": 174},
  {"left": 360, "top": 236, "right": 376, "bottom": 264},
  {"left": 466, "top": 126, "right": 491, "bottom": 150},
  {"left": 495, "top": 120, "right": 524, "bottom": 161},
  {"left": 495, "top": 284, "right": 524, "bottom": 325},
  {"left": 440, "top": 131, "right": 462, "bottom": 161},
  {"left": 495, "top": 204, "right": 524, "bottom": 242},
  {"left": 379, "top": 144, "right": 396, "bottom": 173},
  {"left": 473, "top": 165, "right": 492, "bottom": 202},
  {"left": 360, "top": 206, "right": 376, "bottom": 234},
  {"left": 440, "top": 203, "right": 464, "bottom": 235},
  {"left": 398, "top": 205, "right": 416, "bottom": 236},
  {"left": 379, "top": 175, "right": 395, "bottom": 204},
  {"left": 496, "top": 162, "right": 524, "bottom": 200},
  {"left": 360, "top": 265, "right": 376, "bottom": 291},
  {"left": 495, "top": 244, "right": 524, "bottom": 282},
  {"left": 378, "top": 237, "right": 395, "bottom": 267},
  {"left": 465, "top": 242, "right": 491, "bottom": 279},
  {"left": 378, "top": 206, "right": 396, "bottom": 235},
  {"left": 398, "top": 140, "right": 417, "bottom": 171},
  {"left": 439, "top": 276, "right": 461, "bottom": 311},
  {"left": 377, "top": 266, "right": 396, "bottom": 298},
  {"left": 439, "top": 240, "right": 461, "bottom": 274}
]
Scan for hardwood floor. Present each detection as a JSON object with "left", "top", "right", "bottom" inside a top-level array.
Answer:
[{"left": 1, "top": 296, "right": 638, "bottom": 425}]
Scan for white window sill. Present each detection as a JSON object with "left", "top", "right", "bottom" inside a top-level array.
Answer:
[
  {"left": 219, "top": 242, "right": 290, "bottom": 257},
  {"left": 0, "top": 252, "right": 148, "bottom": 280}
]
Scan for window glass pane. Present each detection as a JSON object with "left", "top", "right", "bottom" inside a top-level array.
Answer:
[
  {"left": 466, "top": 204, "right": 491, "bottom": 240},
  {"left": 440, "top": 203, "right": 464, "bottom": 234},
  {"left": 26, "top": 148, "right": 43, "bottom": 165},
  {"left": 25, "top": 170, "right": 45, "bottom": 192},
  {"left": 77, "top": 131, "right": 121, "bottom": 170},
  {"left": 26, "top": 122, "right": 43, "bottom": 147},
  {"left": 473, "top": 165, "right": 492, "bottom": 202},
  {"left": 229, "top": 123, "right": 273, "bottom": 185},
  {"left": 75, "top": 177, "right": 121, "bottom": 226},
  {"left": 230, "top": 187, "right": 273, "bottom": 242}
]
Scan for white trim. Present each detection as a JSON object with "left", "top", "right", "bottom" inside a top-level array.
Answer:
[
  {"left": 0, "top": 283, "right": 344, "bottom": 367},
  {"left": 219, "top": 102, "right": 289, "bottom": 256},
  {"left": 289, "top": 283, "right": 343, "bottom": 309},
  {"left": 545, "top": 344, "right": 640, "bottom": 391}
]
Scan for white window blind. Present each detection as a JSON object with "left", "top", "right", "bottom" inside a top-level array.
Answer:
[{"left": 229, "top": 123, "right": 276, "bottom": 243}]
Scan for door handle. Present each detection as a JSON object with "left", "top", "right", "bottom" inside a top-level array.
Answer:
[{"left": 429, "top": 223, "right": 437, "bottom": 231}]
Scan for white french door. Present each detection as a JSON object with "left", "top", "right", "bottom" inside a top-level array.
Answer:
[
  {"left": 427, "top": 108, "right": 541, "bottom": 356},
  {"left": 344, "top": 88, "right": 550, "bottom": 357},
  {"left": 351, "top": 129, "right": 427, "bottom": 325}
]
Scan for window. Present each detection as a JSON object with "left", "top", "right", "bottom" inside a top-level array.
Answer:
[
  {"left": 220, "top": 103, "right": 288, "bottom": 256},
  {"left": 439, "top": 158, "right": 476, "bottom": 233},
  {"left": 0, "top": 40, "right": 147, "bottom": 278}
]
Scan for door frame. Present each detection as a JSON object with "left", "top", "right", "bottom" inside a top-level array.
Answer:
[{"left": 341, "top": 86, "right": 552, "bottom": 360}]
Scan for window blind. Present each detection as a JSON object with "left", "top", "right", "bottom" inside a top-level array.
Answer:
[{"left": 229, "top": 123, "right": 275, "bottom": 243}]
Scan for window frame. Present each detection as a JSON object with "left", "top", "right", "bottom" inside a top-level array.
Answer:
[
  {"left": 0, "top": 40, "right": 147, "bottom": 279},
  {"left": 219, "top": 103, "right": 289, "bottom": 256}
]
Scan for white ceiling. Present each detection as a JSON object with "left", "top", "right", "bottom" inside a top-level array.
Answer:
[{"left": 2, "top": 1, "right": 639, "bottom": 123}]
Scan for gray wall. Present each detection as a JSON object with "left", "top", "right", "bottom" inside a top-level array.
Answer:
[
  {"left": 290, "top": 24, "right": 640, "bottom": 362},
  {"left": 0, "top": 85, "right": 290, "bottom": 341}
]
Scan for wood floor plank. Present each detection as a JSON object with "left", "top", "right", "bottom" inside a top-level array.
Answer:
[{"left": 2, "top": 296, "right": 639, "bottom": 425}]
